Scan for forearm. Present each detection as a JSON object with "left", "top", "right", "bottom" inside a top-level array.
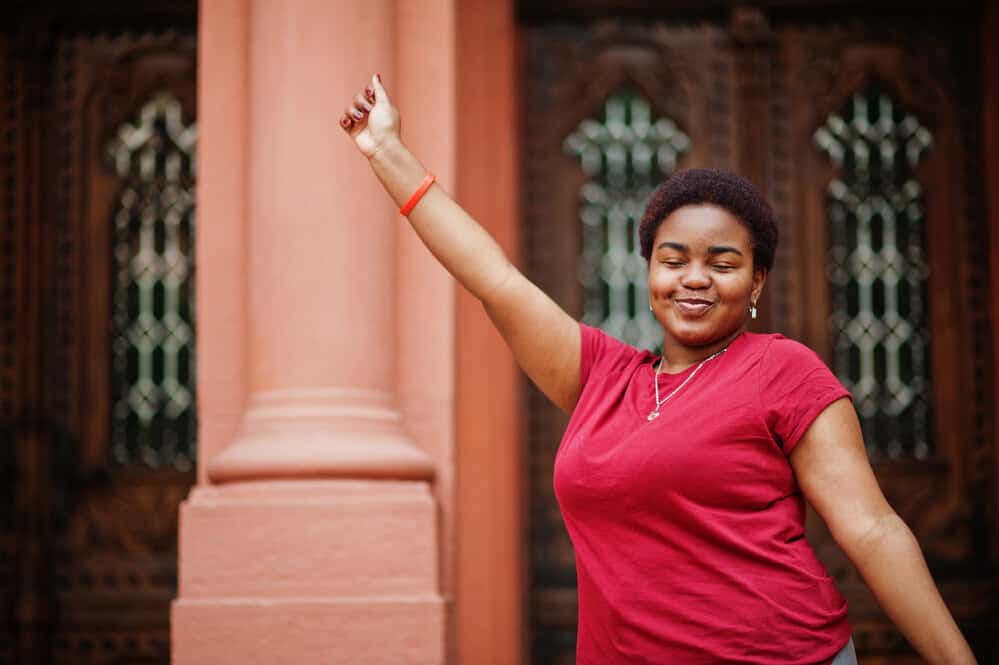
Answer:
[
  {"left": 368, "top": 136, "right": 515, "bottom": 301},
  {"left": 842, "top": 513, "right": 976, "bottom": 664}
]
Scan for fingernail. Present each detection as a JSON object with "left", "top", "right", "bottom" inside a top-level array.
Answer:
[
  {"left": 340, "top": 117, "right": 351, "bottom": 128},
  {"left": 352, "top": 110, "right": 364, "bottom": 120},
  {"left": 362, "top": 102, "right": 372, "bottom": 112},
  {"left": 365, "top": 87, "right": 374, "bottom": 99},
  {"left": 376, "top": 73, "right": 382, "bottom": 82}
]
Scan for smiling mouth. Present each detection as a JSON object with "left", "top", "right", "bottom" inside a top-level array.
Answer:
[{"left": 672, "top": 298, "right": 715, "bottom": 317}]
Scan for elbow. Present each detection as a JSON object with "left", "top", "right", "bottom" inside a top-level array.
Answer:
[
  {"left": 478, "top": 260, "right": 518, "bottom": 310},
  {"left": 832, "top": 510, "right": 912, "bottom": 562}
]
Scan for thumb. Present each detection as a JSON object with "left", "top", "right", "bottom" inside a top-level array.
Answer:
[{"left": 371, "top": 73, "right": 391, "bottom": 105}]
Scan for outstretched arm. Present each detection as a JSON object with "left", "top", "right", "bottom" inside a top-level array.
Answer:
[
  {"left": 790, "top": 398, "right": 977, "bottom": 665},
  {"left": 339, "top": 75, "right": 581, "bottom": 412}
]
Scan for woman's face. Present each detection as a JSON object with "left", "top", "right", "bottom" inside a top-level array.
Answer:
[{"left": 648, "top": 204, "right": 766, "bottom": 349}]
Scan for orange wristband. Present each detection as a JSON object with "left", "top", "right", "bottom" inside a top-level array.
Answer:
[{"left": 400, "top": 172, "right": 436, "bottom": 216}]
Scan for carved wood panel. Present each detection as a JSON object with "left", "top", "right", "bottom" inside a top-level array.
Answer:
[
  {"left": 782, "top": 19, "right": 995, "bottom": 661},
  {"left": 521, "top": 20, "right": 737, "bottom": 664},
  {"left": 0, "top": 21, "right": 196, "bottom": 665},
  {"left": 0, "top": 32, "right": 18, "bottom": 665},
  {"left": 521, "top": 9, "right": 995, "bottom": 665},
  {"left": 50, "top": 31, "right": 196, "bottom": 665}
]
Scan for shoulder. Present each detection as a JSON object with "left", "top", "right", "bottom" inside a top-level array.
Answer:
[
  {"left": 750, "top": 334, "right": 851, "bottom": 453},
  {"left": 761, "top": 334, "right": 828, "bottom": 365},
  {"left": 579, "top": 322, "right": 650, "bottom": 383},
  {"left": 730, "top": 332, "right": 823, "bottom": 369},
  {"left": 580, "top": 322, "right": 647, "bottom": 362},
  {"left": 735, "top": 332, "right": 828, "bottom": 368},
  {"left": 752, "top": 332, "right": 848, "bottom": 399}
]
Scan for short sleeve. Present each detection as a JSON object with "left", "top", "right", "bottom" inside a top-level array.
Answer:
[
  {"left": 578, "top": 322, "right": 643, "bottom": 392},
  {"left": 758, "top": 336, "right": 851, "bottom": 456}
]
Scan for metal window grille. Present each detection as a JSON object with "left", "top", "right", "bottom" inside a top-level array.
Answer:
[
  {"left": 564, "top": 88, "right": 690, "bottom": 350},
  {"left": 815, "top": 81, "right": 933, "bottom": 459},
  {"left": 107, "top": 92, "right": 197, "bottom": 469}
]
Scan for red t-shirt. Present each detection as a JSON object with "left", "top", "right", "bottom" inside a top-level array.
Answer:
[{"left": 554, "top": 324, "right": 852, "bottom": 664}]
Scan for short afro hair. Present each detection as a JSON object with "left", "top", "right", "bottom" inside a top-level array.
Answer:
[{"left": 638, "top": 168, "right": 778, "bottom": 273}]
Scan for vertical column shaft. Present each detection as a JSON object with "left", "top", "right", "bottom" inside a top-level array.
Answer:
[
  {"left": 207, "top": 0, "right": 432, "bottom": 483},
  {"left": 175, "top": 4, "right": 444, "bottom": 664}
]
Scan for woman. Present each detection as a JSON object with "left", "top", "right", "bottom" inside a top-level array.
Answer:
[{"left": 339, "top": 74, "right": 977, "bottom": 665}]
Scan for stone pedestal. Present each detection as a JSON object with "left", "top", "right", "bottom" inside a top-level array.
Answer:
[
  {"left": 172, "top": 1, "right": 443, "bottom": 662},
  {"left": 174, "top": 482, "right": 442, "bottom": 665}
]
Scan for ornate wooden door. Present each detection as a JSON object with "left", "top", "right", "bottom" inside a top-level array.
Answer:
[
  {"left": 521, "top": 5, "right": 995, "bottom": 664},
  {"left": 1, "top": 9, "right": 197, "bottom": 664}
]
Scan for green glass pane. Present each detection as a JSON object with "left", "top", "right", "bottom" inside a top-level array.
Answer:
[
  {"left": 564, "top": 87, "right": 690, "bottom": 350},
  {"left": 815, "top": 81, "right": 933, "bottom": 460},
  {"left": 107, "top": 93, "right": 197, "bottom": 470}
]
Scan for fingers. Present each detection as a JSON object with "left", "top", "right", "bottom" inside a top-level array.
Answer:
[
  {"left": 339, "top": 75, "right": 383, "bottom": 132},
  {"left": 354, "top": 92, "right": 373, "bottom": 113},
  {"left": 340, "top": 106, "right": 363, "bottom": 131},
  {"left": 340, "top": 100, "right": 367, "bottom": 132},
  {"left": 371, "top": 73, "right": 389, "bottom": 103}
]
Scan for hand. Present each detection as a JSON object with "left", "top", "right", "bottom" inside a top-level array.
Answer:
[{"left": 339, "top": 74, "right": 400, "bottom": 159}]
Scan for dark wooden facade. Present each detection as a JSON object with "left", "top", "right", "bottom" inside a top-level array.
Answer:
[
  {"left": 1, "top": 6, "right": 196, "bottom": 665},
  {"left": 1, "top": 1, "right": 997, "bottom": 665},
  {"left": 520, "top": 3, "right": 997, "bottom": 664}
]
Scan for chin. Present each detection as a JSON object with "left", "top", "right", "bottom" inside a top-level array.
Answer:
[
  {"left": 667, "top": 326, "right": 717, "bottom": 346},
  {"left": 666, "top": 318, "right": 737, "bottom": 347}
]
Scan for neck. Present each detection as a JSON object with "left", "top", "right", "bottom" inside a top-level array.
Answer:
[{"left": 659, "top": 325, "right": 745, "bottom": 373}]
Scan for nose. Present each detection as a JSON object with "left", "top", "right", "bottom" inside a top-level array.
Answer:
[{"left": 681, "top": 262, "right": 712, "bottom": 289}]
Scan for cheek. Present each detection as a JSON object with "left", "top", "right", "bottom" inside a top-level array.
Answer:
[
  {"left": 648, "top": 265, "right": 681, "bottom": 286},
  {"left": 647, "top": 269, "right": 668, "bottom": 292},
  {"left": 718, "top": 273, "right": 755, "bottom": 302}
]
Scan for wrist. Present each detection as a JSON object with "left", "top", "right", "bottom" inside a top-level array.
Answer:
[{"left": 367, "top": 134, "right": 405, "bottom": 165}]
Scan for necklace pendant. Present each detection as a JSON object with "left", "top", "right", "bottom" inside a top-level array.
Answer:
[{"left": 647, "top": 409, "right": 660, "bottom": 421}]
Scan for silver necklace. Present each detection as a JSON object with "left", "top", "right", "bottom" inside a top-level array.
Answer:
[{"left": 647, "top": 347, "right": 728, "bottom": 421}]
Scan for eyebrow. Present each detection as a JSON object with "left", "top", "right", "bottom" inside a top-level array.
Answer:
[{"left": 656, "top": 241, "right": 744, "bottom": 257}]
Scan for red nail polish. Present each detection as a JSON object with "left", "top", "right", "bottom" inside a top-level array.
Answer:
[
  {"left": 340, "top": 117, "right": 351, "bottom": 128},
  {"left": 352, "top": 110, "right": 364, "bottom": 120},
  {"left": 376, "top": 73, "right": 382, "bottom": 83},
  {"left": 365, "top": 87, "right": 374, "bottom": 99}
]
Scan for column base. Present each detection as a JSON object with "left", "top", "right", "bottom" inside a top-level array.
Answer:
[
  {"left": 172, "top": 597, "right": 443, "bottom": 665},
  {"left": 173, "top": 480, "right": 443, "bottom": 664},
  {"left": 207, "top": 431, "right": 436, "bottom": 483},
  {"left": 206, "top": 388, "right": 435, "bottom": 483}
]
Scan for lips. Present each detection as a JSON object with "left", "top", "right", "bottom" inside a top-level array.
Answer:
[{"left": 673, "top": 298, "right": 714, "bottom": 317}]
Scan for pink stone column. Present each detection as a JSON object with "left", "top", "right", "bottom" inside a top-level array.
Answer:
[
  {"left": 206, "top": 0, "right": 433, "bottom": 483},
  {"left": 172, "top": 1, "right": 443, "bottom": 662}
]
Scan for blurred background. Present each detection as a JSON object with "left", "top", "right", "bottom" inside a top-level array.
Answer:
[{"left": 1, "top": 0, "right": 996, "bottom": 663}]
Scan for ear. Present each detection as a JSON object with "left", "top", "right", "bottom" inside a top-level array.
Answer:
[{"left": 751, "top": 267, "right": 768, "bottom": 305}]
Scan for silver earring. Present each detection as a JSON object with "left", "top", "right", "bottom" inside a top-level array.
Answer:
[
  {"left": 649, "top": 303, "right": 654, "bottom": 312},
  {"left": 750, "top": 303, "right": 758, "bottom": 320}
]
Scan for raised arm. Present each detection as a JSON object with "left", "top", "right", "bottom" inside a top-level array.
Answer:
[
  {"left": 340, "top": 75, "right": 581, "bottom": 412},
  {"left": 789, "top": 399, "right": 978, "bottom": 665}
]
